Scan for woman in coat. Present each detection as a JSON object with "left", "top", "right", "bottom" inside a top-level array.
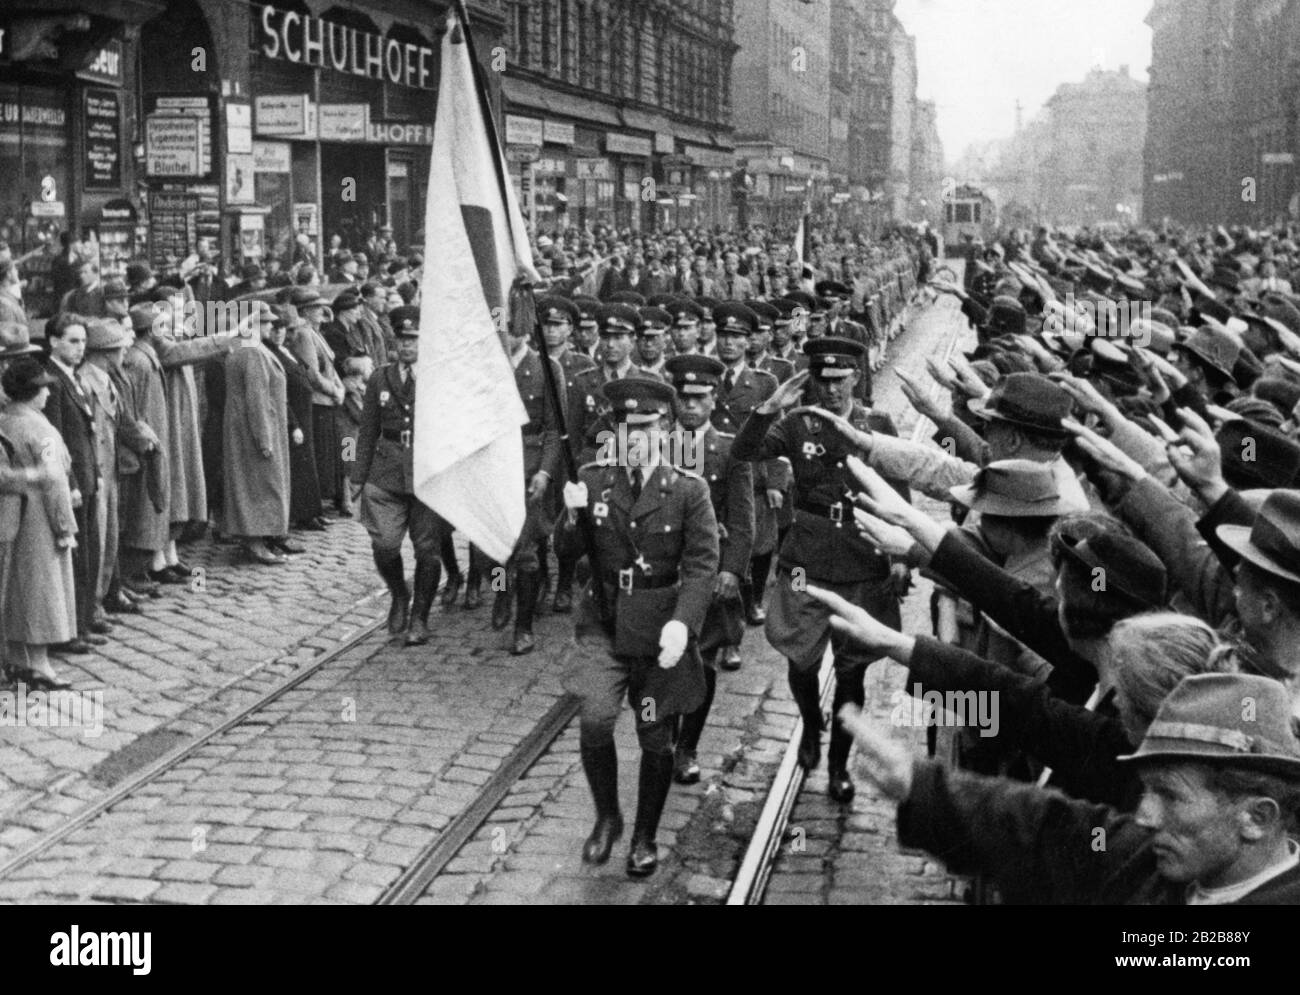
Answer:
[
  {"left": 222, "top": 304, "right": 291, "bottom": 565},
  {"left": 0, "top": 358, "right": 78, "bottom": 689},
  {"left": 119, "top": 298, "right": 234, "bottom": 586},
  {"left": 273, "top": 317, "right": 324, "bottom": 530}
]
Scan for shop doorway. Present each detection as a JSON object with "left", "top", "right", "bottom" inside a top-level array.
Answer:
[{"left": 320, "top": 143, "right": 386, "bottom": 257}]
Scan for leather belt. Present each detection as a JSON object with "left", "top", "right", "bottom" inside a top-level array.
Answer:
[
  {"left": 605, "top": 568, "right": 679, "bottom": 593},
  {"left": 795, "top": 499, "right": 850, "bottom": 524},
  {"left": 381, "top": 428, "right": 413, "bottom": 446}
]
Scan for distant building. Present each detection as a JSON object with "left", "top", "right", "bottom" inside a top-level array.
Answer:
[
  {"left": 982, "top": 67, "right": 1146, "bottom": 228},
  {"left": 1146, "top": 0, "right": 1300, "bottom": 226},
  {"left": 731, "top": 0, "right": 831, "bottom": 226},
  {"left": 888, "top": 24, "right": 917, "bottom": 221},
  {"left": 910, "top": 99, "right": 945, "bottom": 224},
  {"left": 501, "top": 0, "right": 739, "bottom": 231}
]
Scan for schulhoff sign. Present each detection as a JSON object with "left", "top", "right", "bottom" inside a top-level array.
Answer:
[{"left": 259, "top": 4, "right": 435, "bottom": 90}]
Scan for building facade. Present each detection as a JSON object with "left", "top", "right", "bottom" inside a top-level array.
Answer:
[
  {"left": 1, "top": 0, "right": 507, "bottom": 317},
  {"left": 731, "top": 0, "right": 831, "bottom": 227},
  {"left": 910, "top": 98, "right": 944, "bottom": 224},
  {"left": 500, "top": 0, "right": 738, "bottom": 233},
  {"left": 888, "top": 23, "right": 916, "bottom": 221}
]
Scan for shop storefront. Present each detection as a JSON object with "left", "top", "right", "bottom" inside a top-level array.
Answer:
[{"left": 1, "top": 5, "right": 155, "bottom": 317}]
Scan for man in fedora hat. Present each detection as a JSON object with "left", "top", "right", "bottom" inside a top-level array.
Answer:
[
  {"left": 838, "top": 672, "right": 1300, "bottom": 903},
  {"left": 80, "top": 317, "right": 155, "bottom": 626},
  {"left": 852, "top": 372, "right": 1088, "bottom": 527}
]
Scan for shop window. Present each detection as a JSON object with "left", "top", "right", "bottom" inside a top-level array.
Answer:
[{"left": 0, "top": 83, "right": 72, "bottom": 318}]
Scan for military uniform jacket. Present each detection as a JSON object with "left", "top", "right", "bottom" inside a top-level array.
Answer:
[
  {"left": 712, "top": 363, "right": 791, "bottom": 555},
  {"left": 553, "top": 346, "right": 596, "bottom": 394},
  {"left": 567, "top": 364, "right": 663, "bottom": 463},
  {"left": 572, "top": 461, "right": 719, "bottom": 656},
  {"left": 733, "top": 402, "right": 910, "bottom": 584},
  {"left": 514, "top": 347, "right": 564, "bottom": 482},
  {"left": 352, "top": 361, "right": 417, "bottom": 494},
  {"left": 687, "top": 425, "right": 754, "bottom": 577},
  {"left": 755, "top": 353, "right": 796, "bottom": 384}
]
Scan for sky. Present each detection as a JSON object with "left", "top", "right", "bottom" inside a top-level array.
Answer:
[{"left": 894, "top": 0, "right": 1153, "bottom": 165}]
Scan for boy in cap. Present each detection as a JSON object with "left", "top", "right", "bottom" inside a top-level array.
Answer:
[
  {"left": 560, "top": 377, "right": 720, "bottom": 876},
  {"left": 663, "top": 354, "right": 755, "bottom": 784},
  {"left": 733, "top": 338, "right": 912, "bottom": 802}
]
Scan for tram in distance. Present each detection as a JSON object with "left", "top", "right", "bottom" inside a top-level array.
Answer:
[{"left": 940, "top": 184, "right": 998, "bottom": 254}]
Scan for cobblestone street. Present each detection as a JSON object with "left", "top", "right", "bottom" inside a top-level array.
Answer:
[{"left": 0, "top": 291, "right": 971, "bottom": 905}]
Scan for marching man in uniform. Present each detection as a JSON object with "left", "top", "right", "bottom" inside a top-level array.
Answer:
[
  {"left": 662, "top": 354, "right": 755, "bottom": 785},
  {"left": 561, "top": 378, "right": 719, "bottom": 877},
  {"left": 732, "top": 338, "right": 912, "bottom": 803},
  {"left": 349, "top": 306, "right": 448, "bottom": 647}
]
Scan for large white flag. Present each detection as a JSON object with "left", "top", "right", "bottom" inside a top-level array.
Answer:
[{"left": 414, "top": 5, "right": 538, "bottom": 564}]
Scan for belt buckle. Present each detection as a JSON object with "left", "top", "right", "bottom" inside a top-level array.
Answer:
[
  {"left": 400, "top": 429, "right": 412, "bottom": 447},
  {"left": 829, "top": 501, "right": 843, "bottom": 524},
  {"left": 618, "top": 567, "right": 634, "bottom": 593}
]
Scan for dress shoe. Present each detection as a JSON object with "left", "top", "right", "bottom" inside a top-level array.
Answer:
[
  {"left": 9, "top": 668, "right": 72, "bottom": 690},
  {"left": 581, "top": 813, "right": 623, "bottom": 865},
  {"left": 147, "top": 567, "right": 185, "bottom": 585},
  {"left": 52, "top": 639, "right": 93, "bottom": 655},
  {"left": 747, "top": 604, "right": 767, "bottom": 626},
  {"left": 268, "top": 537, "right": 306, "bottom": 555},
  {"left": 81, "top": 633, "right": 108, "bottom": 646},
  {"left": 313, "top": 516, "right": 336, "bottom": 528},
  {"left": 552, "top": 587, "right": 573, "bottom": 613},
  {"left": 89, "top": 618, "right": 114, "bottom": 635},
  {"left": 246, "top": 545, "right": 287, "bottom": 566},
  {"left": 440, "top": 573, "right": 462, "bottom": 609},
  {"left": 827, "top": 769, "right": 856, "bottom": 804},
  {"left": 122, "top": 577, "right": 163, "bottom": 598},
  {"left": 491, "top": 590, "right": 512, "bottom": 631},
  {"left": 103, "top": 593, "right": 143, "bottom": 615},
  {"left": 626, "top": 835, "right": 659, "bottom": 878},
  {"left": 673, "top": 749, "right": 700, "bottom": 785},
  {"left": 170, "top": 559, "right": 195, "bottom": 576},
  {"left": 720, "top": 645, "right": 743, "bottom": 671},
  {"left": 404, "top": 618, "right": 430, "bottom": 646},
  {"left": 297, "top": 519, "right": 327, "bottom": 532},
  {"left": 797, "top": 727, "right": 822, "bottom": 771},
  {"left": 511, "top": 628, "right": 535, "bottom": 656}
]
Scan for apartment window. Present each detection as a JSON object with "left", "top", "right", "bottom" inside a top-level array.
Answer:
[{"left": 509, "top": 0, "right": 526, "bottom": 67}]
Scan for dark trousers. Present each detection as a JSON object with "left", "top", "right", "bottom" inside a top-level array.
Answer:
[{"left": 72, "top": 494, "right": 102, "bottom": 636}]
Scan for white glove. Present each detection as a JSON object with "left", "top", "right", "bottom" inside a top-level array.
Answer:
[
  {"left": 563, "top": 480, "right": 589, "bottom": 510},
  {"left": 657, "top": 619, "right": 688, "bottom": 669}
]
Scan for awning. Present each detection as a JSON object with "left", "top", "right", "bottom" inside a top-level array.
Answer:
[
  {"left": 502, "top": 77, "right": 622, "bottom": 128},
  {"left": 620, "top": 108, "right": 675, "bottom": 135}
]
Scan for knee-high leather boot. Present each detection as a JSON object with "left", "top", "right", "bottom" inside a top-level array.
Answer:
[
  {"left": 580, "top": 742, "right": 623, "bottom": 865},
  {"left": 627, "top": 750, "right": 675, "bottom": 877},
  {"left": 827, "top": 664, "right": 866, "bottom": 802},
  {"left": 404, "top": 556, "right": 441, "bottom": 646},
  {"left": 789, "top": 663, "right": 823, "bottom": 771},
  {"left": 374, "top": 549, "right": 409, "bottom": 638}
]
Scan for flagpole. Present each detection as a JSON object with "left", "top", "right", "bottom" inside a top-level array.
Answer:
[{"left": 450, "top": 0, "right": 612, "bottom": 628}]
